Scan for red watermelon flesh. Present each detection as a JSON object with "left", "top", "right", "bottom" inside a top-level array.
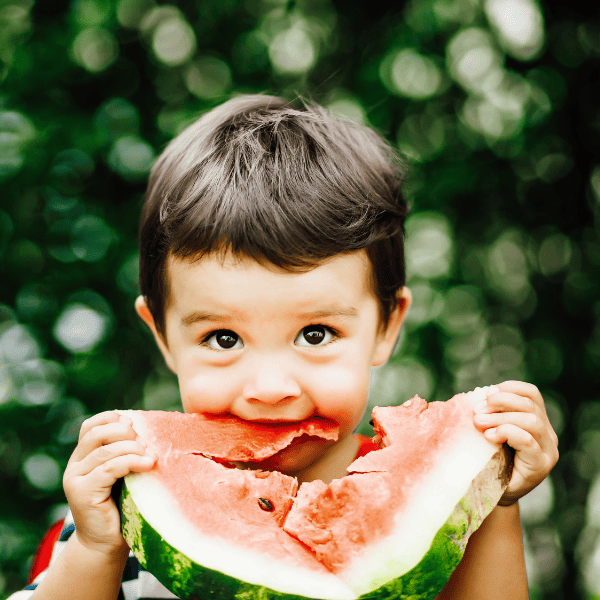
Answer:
[
  {"left": 282, "top": 393, "right": 491, "bottom": 575},
  {"left": 133, "top": 410, "right": 339, "bottom": 461},
  {"left": 121, "top": 386, "right": 512, "bottom": 599}
]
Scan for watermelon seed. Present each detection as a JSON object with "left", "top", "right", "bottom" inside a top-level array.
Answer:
[
  {"left": 258, "top": 498, "right": 274, "bottom": 512},
  {"left": 369, "top": 419, "right": 374, "bottom": 426}
]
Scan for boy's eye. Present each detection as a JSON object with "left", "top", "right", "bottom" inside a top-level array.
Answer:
[
  {"left": 204, "top": 330, "right": 243, "bottom": 350},
  {"left": 295, "top": 325, "right": 335, "bottom": 347}
]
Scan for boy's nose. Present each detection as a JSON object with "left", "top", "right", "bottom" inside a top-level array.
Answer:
[{"left": 242, "top": 357, "right": 301, "bottom": 405}]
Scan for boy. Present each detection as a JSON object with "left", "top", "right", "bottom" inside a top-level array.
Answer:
[{"left": 12, "top": 95, "right": 558, "bottom": 600}]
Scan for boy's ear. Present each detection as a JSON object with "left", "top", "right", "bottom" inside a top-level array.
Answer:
[
  {"left": 372, "top": 287, "right": 412, "bottom": 367},
  {"left": 135, "top": 296, "right": 177, "bottom": 373}
]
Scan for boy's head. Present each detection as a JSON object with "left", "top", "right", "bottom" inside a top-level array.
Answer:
[{"left": 138, "top": 94, "right": 409, "bottom": 340}]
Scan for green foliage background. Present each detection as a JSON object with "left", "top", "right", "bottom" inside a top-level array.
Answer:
[{"left": 0, "top": 0, "right": 599, "bottom": 598}]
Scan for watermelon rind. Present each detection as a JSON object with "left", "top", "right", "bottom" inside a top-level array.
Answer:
[{"left": 120, "top": 445, "right": 511, "bottom": 600}]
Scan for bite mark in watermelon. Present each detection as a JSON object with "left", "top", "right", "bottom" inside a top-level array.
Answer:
[{"left": 119, "top": 386, "right": 513, "bottom": 600}]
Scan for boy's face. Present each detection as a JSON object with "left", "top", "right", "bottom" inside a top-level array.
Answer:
[{"left": 136, "top": 250, "right": 410, "bottom": 477}]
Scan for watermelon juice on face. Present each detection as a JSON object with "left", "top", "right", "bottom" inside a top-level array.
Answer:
[{"left": 135, "top": 249, "right": 411, "bottom": 483}]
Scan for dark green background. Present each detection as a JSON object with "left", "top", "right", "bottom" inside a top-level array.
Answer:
[{"left": 1, "top": 0, "right": 598, "bottom": 598}]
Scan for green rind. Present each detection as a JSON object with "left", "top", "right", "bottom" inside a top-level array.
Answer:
[{"left": 121, "top": 445, "right": 512, "bottom": 600}]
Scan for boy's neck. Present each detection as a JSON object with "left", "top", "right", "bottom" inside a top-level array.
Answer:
[{"left": 296, "top": 434, "right": 359, "bottom": 485}]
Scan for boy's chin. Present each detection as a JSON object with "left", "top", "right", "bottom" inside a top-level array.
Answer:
[{"left": 241, "top": 437, "right": 334, "bottom": 477}]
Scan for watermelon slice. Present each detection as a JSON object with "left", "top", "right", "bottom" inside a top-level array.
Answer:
[{"left": 119, "top": 386, "right": 513, "bottom": 600}]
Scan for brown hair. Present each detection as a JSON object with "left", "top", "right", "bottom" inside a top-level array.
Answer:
[{"left": 139, "top": 94, "right": 408, "bottom": 338}]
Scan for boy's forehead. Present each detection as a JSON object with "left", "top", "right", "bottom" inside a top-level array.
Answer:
[{"left": 164, "top": 250, "right": 376, "bottom": 309}]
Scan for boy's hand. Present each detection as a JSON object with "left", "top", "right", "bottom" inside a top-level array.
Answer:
[
  {"left": 473, "top": 381, "right": 559, "bottom": 506},
  {"left": 63, "top": 411, "right": 157, "bottom": 556}
]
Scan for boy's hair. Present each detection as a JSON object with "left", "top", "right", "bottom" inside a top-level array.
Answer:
[{"left": 139, "top": 94, "right": 409, "bottom": 338}]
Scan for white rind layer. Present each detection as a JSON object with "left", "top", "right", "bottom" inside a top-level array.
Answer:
[
  {"left": 340, "top": 385, "right": 501, "bottom": 595},
  {"left": 125, "top": 471, "right": 355, "bottom": 600}
]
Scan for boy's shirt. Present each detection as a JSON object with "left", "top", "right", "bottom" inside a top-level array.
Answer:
[{"left": 9, "top": 435, "right": 377, "bottom": 600}]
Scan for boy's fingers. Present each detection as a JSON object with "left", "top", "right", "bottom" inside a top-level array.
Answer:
[
  {"left": 474, "top": 411, "right": 552, "bottom": 453},
  {"left": 496, "top": 381, "right": 545, "bottom": 411},
  {"left": 78, "top": 411, "right": 131, "bottom": 442},
  {"left": 71, "top": 421, "right": 139, "bottom": 463},
  {"left": 67, "top": 453, "right": 157, "bottom": 499},
  {"left": 96, "top": 454, "right": 157, "bottom": 487},
  {"left": 484, "top": 423, "right": 543, "bottom": 465},
  {"left": 479, "top": 391, "right": 540, "bottom": 416},
  {"left": 478, "top": 386, "right": 559, "bottom": 448},
  {"left": 71, "top": 440, "right": 155, "bottom": 477}
]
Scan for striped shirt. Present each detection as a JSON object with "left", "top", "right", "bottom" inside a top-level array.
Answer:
[{"left": 8, "top": 435, "right": 377, "bottom": 600}]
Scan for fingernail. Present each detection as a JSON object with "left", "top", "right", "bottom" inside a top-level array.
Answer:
[
  {"left": 474, "top": 400, "right": 487, "bottom": 413},
  {"left": 119, "top": 414, "right": 132, "bottom": 425},
  {"left": 484, "top": 428, "right": 497, "bottom": 438},
  {"left": 137, "top": 436, "right": 147, "bottom": 448}
]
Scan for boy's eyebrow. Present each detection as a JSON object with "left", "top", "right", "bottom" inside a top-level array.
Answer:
[
  {"left": 298, "top": 307, "right": 358, "bottom": 319},
  {"left": 180, "top": 311, "right": 226, "bottom": 327},
  {"left": 180, "top": 306, "right": 358, "bottom": 327}
]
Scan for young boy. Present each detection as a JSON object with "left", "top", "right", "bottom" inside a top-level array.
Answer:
[{"left": 12, "top": 95, "right": 558, "bottom": 600}]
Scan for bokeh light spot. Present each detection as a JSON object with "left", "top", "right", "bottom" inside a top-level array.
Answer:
[
  {"left": 0, "top": 111, "right": 36, "bottom": 179},
  {"left": 485, "top": 230, "right": 532, "bottom": 304},
  {"left": 108, "top": 135, "right": 155, "bottom": 179},
  {"left": 437, "top": 285, "right": 484, "bottom": 335},
  {"left": 538, "top": 232, "right": 572, "bottom": 277},
  {"left": 0, "top": 322, "right": 40, "bottom": 363},
  {"left": 23, "top": 454, "right": 61, "bottom": 491},
  {"left": 71, "top": 215, "right": 115, "bottom": 262},
  {"left": 53, "top": 303, "right": 108, "bottom": 353},
  {"left": 535, "top": 152, "right": 573, "bottom": 183},
  {"left": 404, "top": 281, "right": 445, "bottom": 326},
  {"left": 185, "top": 56, "right": 232, "bottom": 99},
  {"left": 484, "top": 0, "right": 544, "bottom": 61},
  {"left": 152, "top": 15, "right": 196, "bottom": 66},
  {"left": 389, "top": 49, "right": 442, "bottom": 99},
  {"left": 18, "top": 359, "right": 64, "bottom": 406},
  {"left": 269, "top": 25, "right": 316, "bottom": 75},
  {"left": 406, "top": 212, "right": 454, "bottom": 279},
  {"left": 447, "top": 27, "right": 504, "bottom": 95},
  {"left": 71, "top": 27, "right": 119, "bottom": 72}
]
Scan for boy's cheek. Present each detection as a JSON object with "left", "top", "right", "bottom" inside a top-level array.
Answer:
[
  {"left": 178, "top": 376, "right": 235, "bottom": 415},
  {"left": 177, "top": 364, "right": 370, "bottom": 436}
]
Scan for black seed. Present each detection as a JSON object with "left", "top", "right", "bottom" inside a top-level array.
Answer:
[
  {"left": 369, "top": 419, "right": 374, "bottom": 426},
  {"left": 258, "top": 498, "right": 274, "bottom": 512}
]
